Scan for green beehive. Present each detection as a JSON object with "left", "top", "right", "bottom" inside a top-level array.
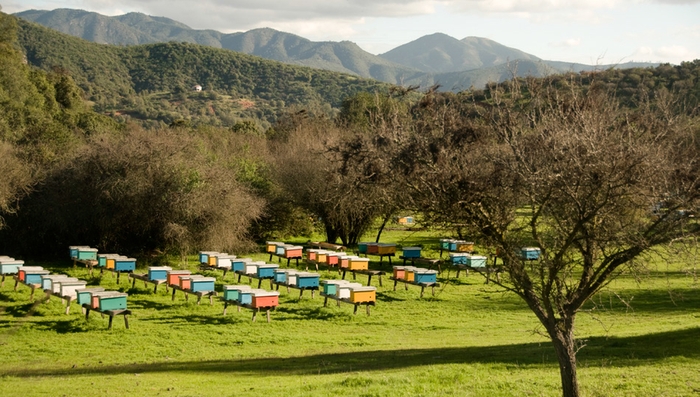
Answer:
[{"left": 98, "top": 292, "right": 128, "bottom": 311}]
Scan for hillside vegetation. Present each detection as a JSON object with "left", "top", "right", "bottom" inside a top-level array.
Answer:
[{"left": 16, "top": 16, "right": 392, "bottom": 128}]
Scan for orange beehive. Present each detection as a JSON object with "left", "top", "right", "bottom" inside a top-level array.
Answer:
[
  {"left": 251, "top": 290, "right": 280, "bottom": 308},
  {"left": 167, "top": 270, "right": 191, "bottom": 287},
  {"left": 266, "top": 241, "right": 282, "bottom": 253},
  {"left": 393, "top": 266, "right": 406, "bottom": 279},
  {"left": 284, "top": 246, "right": 303, "bottom": 258},
  {"left": 366, "top": 243, "right": 379, "bottom": 254},
  {"left": 307, "top": 249, "right": 320, "bottom": 261},
  {"left": 456, "top": 242, "right": 475, "bottom": 252}
]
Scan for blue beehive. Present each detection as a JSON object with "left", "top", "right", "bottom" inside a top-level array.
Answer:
[
  {"left": 148, "top": 266, "right": 172, "bottom": 281},
  {"left": 466, "top": 255, "right": 487, "bottom": 268},
  {"left": 449, "top": 253, "right": 469, "bottom": 265},
  {"left": 223, "top": 285, "right": 251, "bottom": 301},
  {"left": 256, "top": 264, "right": 279, "bottom": 278},
  {"left": 76, "top": 287, "right": 105, "bottom": 305},
  {"left": 77, "top": 248, "right": 98, "bottom": 261},
  {"left": 114, "top": 257, "right": 136, "bottom": 272},
  {"left": 69, "top": 246, "right": 90, "bottom": 259},
  {"left": 199, "top": 251, "right": 219, "bottom": 264},
  {"left": 273, "top": 269, "right": 287, "bottom": 283},
  {"left": 439, "top": 239, "right": 452, "bottom": 250},
  {"left": 296, "top": 272, "right": 320, "bottom": 288},
  {"left": 413, "top": 269, "right": 438, "bottom": 284},
  {"left": 231, "top": 258, "right": 252, "bottom": 272},
  {"left": 238, "top": 289, "right": 254, "bottom": 305},
  {"left": 402, "top": 247, "right": 421, "bottom": 258},
  {"left": 520, "top": 247, "right": 541, "bottom": 260},
  {"left": 321, "top": 280, "right": 348, "bottom": 296},
  {"left": 275, "top": 244, "right": 287, "bottom": 256},
  {"left": 24, "top": 269, "right": 50, "bottom": 284},
  {"left": 0, "top": 259, "right": 24, "bottom": 275},
  {"left": 41, "top": 274, "right": 70, "bottom": 291},
  {"left": 189, "top": 277, "right": 216, "bottom": 292}
]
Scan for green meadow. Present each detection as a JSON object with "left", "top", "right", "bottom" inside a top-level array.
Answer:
[{"left": 1, "top": 230, "right": 699, "bottom": 396}]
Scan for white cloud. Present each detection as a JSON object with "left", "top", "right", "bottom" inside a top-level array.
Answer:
[{"left": 551, "top": 38, "right": 581, "bottom": 47}]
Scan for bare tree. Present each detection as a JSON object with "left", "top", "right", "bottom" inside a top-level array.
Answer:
[{"left": 394, "top": 78, "right": 699, "bottom": 397}]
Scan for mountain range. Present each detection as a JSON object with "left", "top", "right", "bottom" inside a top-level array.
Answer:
[{"left": 15, "top": 8, "right": 658, "bottom": 91}]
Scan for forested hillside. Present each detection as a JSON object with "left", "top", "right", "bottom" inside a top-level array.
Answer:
[{"left": 16, "top": 16, "right": 392, "bottom": 128}]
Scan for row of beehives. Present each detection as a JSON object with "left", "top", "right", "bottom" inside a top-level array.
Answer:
[
  {"left": 264, "top": 242, "right": 304, "bottom": 259},
  {"left": 440, "top": 239, "right": 475, "bottom": 253},
  {"left": 357, "top": 242, "right": 397, "bottom": 255},
  {"left": 70, "top": 245, "right": 137, "bottom": 273},
  {"left": 11, "top": 264, "right": 128, "bottom": 312},
  {"left": 392, "top": 266, "right": 438, "bottom": 284}
]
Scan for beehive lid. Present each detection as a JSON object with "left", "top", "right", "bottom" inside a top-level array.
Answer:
[
  {"left": 250, "top": 261, "right": 266, "bottom": 266},
  {"left": 340, "top": 255, "right": 358, "bottom": 260},
  {"left": 224, "top": 285, "right": 252, "bottom": 291},
  {"left": 286, "top": 245, "right": 303, "bottom": 250},
  {"left": 251, "top": 290, "right": 280, "bottom": 297},
  {"left": 470, "top": 255, "right": 488, "bottom": 260},
  {"left": 321, "top": 280, "right": 350, "bottom": 285},
  {"left": 69, "top": 245, "right": 91, "bottom": 250},
  {"left": 181, "top": 275, "right": 208, "bottom": 280},
  {"left": 328, "top": 252, "right": 347, "bottom": 257},
  {"left": 149, "top": 266, "right": 172, "bottom": 271},
  {"left": 116, "top": 257, "right": 136, "bottom": 261},
  {"left": 167, "top": 270, "right": 191, "bottom": 275},
  {"left": 0, "top": 260, "right": 24, "bottom": 265},
  {"left": 266, "top": 241, "right": 283, "bottom": 245},
  {"left": 256, "top": 263, "right": 279, "bottom": 269},
  {"left": 351, "top": 286, "right": 376, "bottom": 292},
  {"left": 233, "top": 258, "right": 253, "bottom": 263},
  {"left": 377, "top": 243, "right": 396, "bottom": 247},
  {"left": 296, "top": 272, "right": 319, "bottom": 277},
  {"left": 284, "top": 269, "right": 300, "bottom": 275},
  {"left": 522, "top": 247, "right": 540, "bottom": 251},
  {"left": 76, "top": 287, "right": 105, "bottom": 293},
  {"left": 59, "top": 280, "right": 88, "bottom": 286},
  {"left": 352, "top": 257, "right": 370, "bottom": 262},
  {"left": 191, "top": 277, "right": 216, "bottom": 282},
  {"left": 41, "top": 274, "right": 70, "bottom": 280},
  {"left": 306, "top": 248, "right": 321, "bottom": 253},
  {"left": 449, "top": 252, "right": 470, "bottom": 257},
  {"left": 339, "top": 283, "right": 364, "bottom": 289},
  {"left": 413, "top": 269, "right": 438, "bottom": 275},
  {"left": 90, "top": 291, "right": 125, "bottom": 297},
  {"left": 19, "top": 266, "right": 44, "bottom": 271},
  {"left": 403, "top": 246, "right": 421, "bottom": 250},
  {"left": 392, "top": 266, "right": 407, "bottom": 270},
  {"left": 80, "top": 248, "right": 98, "bottom": 252}
]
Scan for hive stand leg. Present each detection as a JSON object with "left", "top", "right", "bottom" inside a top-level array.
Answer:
[
  {"left": 257, "top": 279, "right": 262, "bottom": 288},
  {"left": 420, "top": 286, "right": 425, "bottom": 298},
  {"left": 388, "top": 256, "right": 392, "bottom": 266},
  {"left": 209, "top": 294, "right": 214, "bottom": 305},
  {"left": 379, "top": 256, "right": 383, "bottom": 266},
  {"left": 223, "top": 301, "right": 228, "bottom": 316},
  {"left": 353, "top": 304, "right": 358, "bottom": 315},
  {"left": 252, "top": 308, "right": 258, "bottom": 322},
  {"left": 269, "top": 253, "right": 273, "bottom": 262},
  {"left": 352, "top": 272, "right": 356, "bottom": 280},
  {"left": 124, "top": 315, "right": 129, "bottom": 329},
  {"left": 287, "top": 258, "right": 291, "bottom": 267},
  {"left": 65, "top": 297, "right": 72, "bottom": 315},
  {"left": 30, "top": 285, "right": 36, "bottom": 301},
  {"left": 366, "top": 305, "right": 371, "bottom": 316},
  {"left": 185, "top": 292, "right": 190, "bottom": 302},
  {"left": 324, "top": 296, "right": 328, "bottom": 307},
  {"left": 1, "top": 274, "right": 5, "bottom": 288},
  {"left": 132, "top": 277, "right": 137, "bottom": 288},
  {"left": 237, "top": 274, "right": 242, "bottom": 283},
  {"left": 270, "top": 279, "right": 274, "bottom": 290},
  {"left": 393, "top": 279, "right": 397, "bottom": 291},
  {"left": 14, "top": 278, "right": 18, "bottom": 291},
  {"left": 223, "top": 269, "right": 228, "bottom": 278},
  {"left": 402, "top": 258, "right": 407, "bottom": 266},
  {"left": 432, "top": 285, "right": 436, "bottom": 296},
  {"left": 108, "top": 315, "right": 114, "bottom": 330},
  {"left": 311, "top": 290, "right": 315, "bottom": 299},
  {"left": 342, "top": 270, "right": 347, "bottom": 280},
  {"left": 196, "top": 294, "right": 201, "bottom": 305},
  {"left": 299, "top": 289, "right": 304, "bottom": 299},
  {"left": 172, "top": 288, "right": 177, "bottom": 301},
  {"left": 85, "top": 308, "right": 91, "bottom": 320},
  {"left": 379, "top": 276, "right": 383, "bottom": 287},
  {"left": 237, "top": 304, "right": 241, "bottom": 313},
  {"left": 405, "top": 282, "right": 408, "bottom": 290},
  {"left": 456, "top": 269, "right": 461, "bottom": 278},
  {"left": 367, "top": 275, "right": 373, "bottom": 286},
  {"left": 286, "top": 286, "right": 290, "bottom": 293},
  {"left": 153, "top": 283, "right": 158, "bottom": 294},
  {"left": 266, "top": 309, "right": 271, "bottom": 323},
  {"left": 275, "top": 283, "right": 279, "bottom": 291}
]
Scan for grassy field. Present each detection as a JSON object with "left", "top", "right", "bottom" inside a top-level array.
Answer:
[{"left": 1, "top": 229, "right": 699, "bottom": 396}]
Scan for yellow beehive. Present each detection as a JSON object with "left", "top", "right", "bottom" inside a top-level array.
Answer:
[
  {"left": 377, "top": 244, "right": 396, "bottom": 255},
  {"left": 348, "top": 257, "right": 369, "bottom": 271},
  {"left": 404, "top": 266, "right": 417, "bottom": 282},
  {"left": 349, "top": 286, "right": 376, "bottom": 303}
]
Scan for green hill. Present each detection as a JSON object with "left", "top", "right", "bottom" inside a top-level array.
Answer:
[{"left": 15, "top": 16, "right": 392, "bottom": 127}]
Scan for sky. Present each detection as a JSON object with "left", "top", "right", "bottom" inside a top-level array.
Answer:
[{"left": 3, "top": 0, "right": 700, "bottom": 65}]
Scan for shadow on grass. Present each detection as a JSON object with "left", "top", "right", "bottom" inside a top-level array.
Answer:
[{"left": 4, "top": 327, "right": 698, "bottom": 378}]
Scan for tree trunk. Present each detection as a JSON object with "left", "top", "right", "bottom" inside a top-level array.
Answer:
[
  {"left": 324, "top": 224, "right": 339, "bottom": 244},
  {"left": 375, "top": 213, "right": 392, "bottom": 243},
  {"left": 549, "top": 323, "right": 580, "bottom": 397}
]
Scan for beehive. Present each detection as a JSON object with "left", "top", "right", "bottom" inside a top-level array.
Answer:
[
  {"left": 448, "top": 240, "right": 460, "bottom": 251},
  {"left": 0, "top": 259, "right": 23, "bottom": 275},
  {"left": 97, "top": 292, "right": 128, "bottom": 311},
  {"left": 266, "top": 241, "right": 282, "bottom": 253},
  {"left": 306, "top": 249, "right": 320, "bottom": 261},
  {"left": 105, "top": 256, "right": 127, "bottom": 270},
  {"left": 20, "top": 267, "right": 49, "bottom": 284},
  {"left": 402, "top": 247, "right": 421, "bottom": 258},
  {"left": 284, "top": 270, "right": 300, "bottom": 286},
  {"left": 98, "top": 254, "right": 121, "bottom": 268},
  {"left": 256, "top": 263, "right": 279, "bottom": 278},
  {"left": 321, "top": 280, "right": 349, "bottom": 296},
  {"left": 357, "top": 242, "right": 371, "bottom": 254},
  {"left": 246, "top": 261, "right": 265, "bottom": 275},
  {"left": 114, "top": 257, "right": 136, "bottom": 272},
  {"left": 148, "top": 266, "right": 172, "bottom": 281},
  {"left": 392, "top": 266, "right": 407, "bottom": 280},
  {"left": 223, "top": 285, "right": 251, "bottom": 301},
  {"left": 316, "top": 251, "right": 329, "bottom": 264},
  {"left": 449, "top": 252, "right": 469, "bottom": 265},
  {"left": 166, "top": 270, "right": 191, "bottom": 287},
  {"left": 273, "top": 269, "right": 287, "bottom": 283},
  {"left": 76, "top": 247, "right": 98, "bottom": 261},
  {"left": 348, "top": 257, "right": 370, "bottom": 271},
  {"left": 340, "top": 255, "right": 357, "bottom": 269},
  {"left": 237, "top": 289, "right": 254, "bottom": 305},
  {"left": 189, "top": 277, "right": 216, "bottom": 292},
  {"left": 251, "top": 290, "right": 280, "bottom": 308},
  {"left": 440, "top": 239, "right": 453, "bottom": 250},
  {"left": 296, "top": 272, "right": 320, "bottom": 288},
  {"left": 337, "top": 282, "right": 363, "bottom": 299},
  {"left": 275, "top": 244, "right": 289, "bottom": 256},
  {"left": 456, "top": 241, "right": 475, "bottom": 252},
  {"left": 69, "top": 246, "right": 90, "bottom": 259},
  {"left": 283, "top": 246, "right": 303, "bottom": 258},
  {"left": 199, "top": 251, "right": 219, "bottom": 265},
  {"left": 377, "top": 243, "right": 396, "bottom": 255},
  {"left": 179, "top": 275, "right": 206, "bottom": 290},
  {"left": 41, "top": 274, "right": 71, "bottom": 291},
  {"left": 413, "top": 269, "right": 438, "bottom": 284},
  {"left": 213, "top": 254, "right": 236, "bottom": 268},
  {"left": 76, "top": 287, "right": 105, "bottom": 306},
  {"left": 51, "top": 277, "right": 80, "bottom": 294},
  {"left": 404, "top": 267, "right": 418, "bottom": 282},
  {"left": 349, "top": 286, "right": 376, "bottom": 303},
  {"left": 366, "top": 243, "right": 379, "bottom": 255},
  {"left": 466, "top": 255, "right": 487, "bottom": 268},
  {"left": 520, "top": 247, "right": 541, "bottom": 260},
  {"left": 231, "top": 258, "right": 253, "bottom": 272},
  {"left": 59, "top": 280, "right": 88, "bottom": 298}
]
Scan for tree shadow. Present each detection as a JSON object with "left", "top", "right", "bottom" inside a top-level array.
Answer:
[{"left": 5, "top": 327, "right": 698, "bottom": 378}]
